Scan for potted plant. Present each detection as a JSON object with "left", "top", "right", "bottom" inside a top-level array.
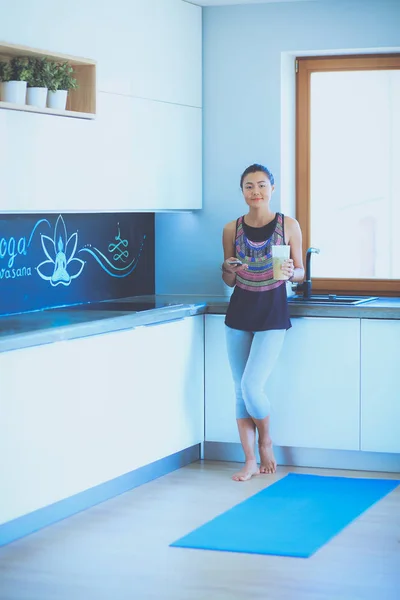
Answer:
[
  {"left": 0, "top": 61, "right": 11, "bottom": 100},
  {"left": 26, "top": 57, "right": 53, "bottom": 108},
  {"left": 47, "top": 61, "right": 78, "bottom": 110},
  {"left": 0, "top": 57, "right": 31, "bottom": 105}
]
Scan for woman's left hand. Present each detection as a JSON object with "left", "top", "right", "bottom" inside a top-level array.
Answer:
[{"left": 281, "top": 259, "right": 295, "bottom": 280}]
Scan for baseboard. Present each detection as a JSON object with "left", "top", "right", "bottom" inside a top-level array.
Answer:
[
  {"left": 204, "top": 442, "right": 400, "bottom": 473},
  {"left": 0, "top": 444, "right": 200, "bottom": 548}
]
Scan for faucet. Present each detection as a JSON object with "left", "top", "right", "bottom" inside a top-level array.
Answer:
[{"left": 297, "top": 247, "right": 320, "bottom": 299}]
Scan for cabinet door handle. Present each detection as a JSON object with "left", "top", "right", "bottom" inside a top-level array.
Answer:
[{"left": 144, "top": 317, "right": 185, "bottom": 328}]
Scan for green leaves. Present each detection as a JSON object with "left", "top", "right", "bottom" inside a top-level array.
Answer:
[
  {"left": 9, "top": 57, "right": 31, "bottom": 82},
  {"left": 26, "top": 57, "right": 53, "bottom": 88},
  {"left": 0, "top": 56, "right": 78, "bottom": 91},
  {"left": 0, "top": 61, "right": 12, "bottom": 82},
  {"left": 51, "top": 61, "right": 78, "bottom": 92}
]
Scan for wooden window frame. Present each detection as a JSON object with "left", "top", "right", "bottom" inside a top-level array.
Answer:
[{"left": 296, "top": 54, "right": 400, "bottom": 296}]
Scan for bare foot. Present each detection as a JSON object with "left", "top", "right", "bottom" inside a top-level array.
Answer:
[
  {"left": 259, "top": 441, "right": 277, "bottom": 474},
  {"left": 232, "top": 460, "right": 260, "bottom": 482}
]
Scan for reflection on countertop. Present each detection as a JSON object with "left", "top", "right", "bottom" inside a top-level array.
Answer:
[
  {"left": 0, "top": 294, "right": 399, "bottom": 354},
  {"left": 0, "top": 296, "right": 207, "bottom": 354},
  {"left": 0, "top": 297, "right": 201, "bottom": 338}
]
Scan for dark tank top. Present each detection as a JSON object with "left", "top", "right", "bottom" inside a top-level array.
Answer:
[{"left": 225, "top": 212, "right": 292, "bottom": 332}]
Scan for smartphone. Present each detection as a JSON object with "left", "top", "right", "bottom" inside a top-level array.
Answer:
[{"left": 227, "top": 260, "right": 243, "bottom": 266}]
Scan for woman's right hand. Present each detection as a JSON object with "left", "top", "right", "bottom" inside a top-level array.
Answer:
[{"left": 223, "top": 257, "right": 248, "bottom": 274}]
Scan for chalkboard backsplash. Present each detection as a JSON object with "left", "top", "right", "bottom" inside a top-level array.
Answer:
[{"left": 0, "top": 212, "right": 155, "bottom": 316}]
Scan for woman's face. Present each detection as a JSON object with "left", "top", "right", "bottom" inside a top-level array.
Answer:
[{"left": 242, "top": 171, "right": 274, "bottom": 208}]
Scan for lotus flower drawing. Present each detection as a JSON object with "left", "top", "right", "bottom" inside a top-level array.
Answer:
[{"left": 36, "top": 215, "right": 85, "bottom": 286}]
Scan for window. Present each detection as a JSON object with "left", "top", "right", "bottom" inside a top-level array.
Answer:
[{"left": 296, "top": 55, "right": 400, "bottom": 295}]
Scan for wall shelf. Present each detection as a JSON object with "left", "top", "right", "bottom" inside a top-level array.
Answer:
[
  {"left": 0, "top": 41, "right": 96, "bottom": 119},
  {"left": 0, "top": 100, "right": 95, "bottom": 119}
]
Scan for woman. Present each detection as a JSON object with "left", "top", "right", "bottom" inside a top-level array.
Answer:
[{"left": 222, "top": 163, "right": 304, "bottom": 482}]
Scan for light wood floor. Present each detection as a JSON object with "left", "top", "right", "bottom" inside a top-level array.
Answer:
[{"left": 0, "top": 461, "right": 399, "bottom": 600}]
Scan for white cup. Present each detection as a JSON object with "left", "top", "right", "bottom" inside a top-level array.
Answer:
[{"left": 272, "top": 245, "right": 290, "bottom": 280}]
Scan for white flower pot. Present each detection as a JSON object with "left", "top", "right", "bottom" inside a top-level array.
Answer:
[
  {"left": 47, "top": 89, "right": 68, "bottom": 110},
  {"left": 26, "top": 87, "right": 48, "bottom": 108},
  {"left": 1, "top": 80, "right": 27, "bottom": 104}
]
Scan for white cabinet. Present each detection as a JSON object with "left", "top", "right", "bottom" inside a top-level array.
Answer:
[
  {"left": 129, "top": 0, "right": 202, "bottom": 107},
  {"left": 0, "top": 92, "right": 202, "bottom": 212},
  {"left": 205, "top": 315, "right": 360, "bottom": 451},
  {"left": 97, "top": 94, "right": 202, "bottom": 212},
  {"left": 132, "top": 316, "right": 204, "bottom": 458},
  {"left": 361, "top": 319, "right": 400, "bottom": 453},
  {"left": 0, "top": 0, "right": 202, "bottom": 213},
  {"left": 0, "top": 315, "right": 204, "bottom": 525},
  {"left": 205, "top": 315, "right": 237, "bottom": 443},
  {"left": 267, "top": 317, "right": 360, "bottom": 450},
  {"left": 98, "top": 0, "right": 202, "bottom": 107},
  {"left": 0, "top": 106, "right": 99, "bottom": 213},
  {"left": 0, "top": 0, "right": 202, "bottom": 108}
]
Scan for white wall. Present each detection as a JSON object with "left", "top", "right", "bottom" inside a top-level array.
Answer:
[
  {"left": 0, "top": 0, "right": 202, "bottom": 212},
  {"left": 155, "top": 0, "right": 400, "bottom": 294}
]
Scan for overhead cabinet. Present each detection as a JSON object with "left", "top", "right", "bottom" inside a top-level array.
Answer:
[
  {"left": 0, "top": 93, "right": 202, "bottom": 212},
  {"left": 0, "top": 0, "right": 202, "bottom": 212},
  {"left": 97, "top": 0, "right": 202, "bottom": 108}
]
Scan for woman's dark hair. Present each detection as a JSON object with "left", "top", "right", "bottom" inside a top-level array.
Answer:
[{"left": 240, "top": 163, "right": 274, "bottom": 189}]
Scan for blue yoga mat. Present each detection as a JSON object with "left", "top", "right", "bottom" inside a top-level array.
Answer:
[{"left": 170, "top": 473, "right": 399, "bottom": 558}]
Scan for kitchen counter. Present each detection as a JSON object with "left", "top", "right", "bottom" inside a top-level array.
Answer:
[
  {"left": 162, "top": 294, "right": 400, "bottom": 318},
  {"left": 0, "top": 294, "right": 399, "bottom": 354}
]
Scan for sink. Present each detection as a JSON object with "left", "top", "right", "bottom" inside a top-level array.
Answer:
[{"left": 288, "top": 295, "right": 378, "bottom": 306}]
